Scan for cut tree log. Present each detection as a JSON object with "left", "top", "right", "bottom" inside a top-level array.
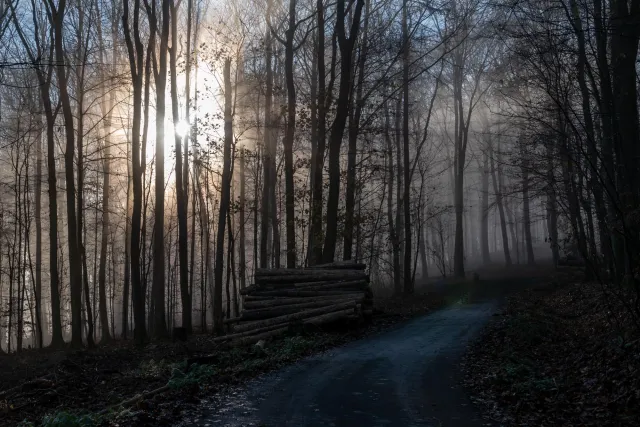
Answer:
[
  {"left": 248, "top": 277, "right": 370, "bottom": 291},
  {"left": 236, "top": 297, "right": 362, "bottom": 321},
  {"left": 292, "top": 279, "right": 369, "bottom": 289},
  {"left": 243, "top": 295, "right": 278, "bottom": 301},
  {"left": 214, "top": 322, "right": 290, "bottom": 342},
  {"left": 301, "top": 308, "right": 355, "bottom": 326},
  {"left": 306, "top": 261, "right": 367, "bottom": 270},
  {"left": 231, "top": 301, "right": 358, "bottom": 333},
  {"left": 230, "top": 297, "right": 367, "bottom": 324},
  {"left": 296, "top": 280, "right": 369, "bottom": 291},
  {"left": 242, "top": 294, "right": 362, "bottom": 310},
  {"left": 256, "top": 268, "right": 367, "bottom": 276},
  {"left": 254, "top": 270, "right": 368, "bottom": 282},
  {"left": 228, "top": 326, "right": 289, "bottom": 346},
  {"left": 249, "top": 290, "right": 365, "bottom": 298}
]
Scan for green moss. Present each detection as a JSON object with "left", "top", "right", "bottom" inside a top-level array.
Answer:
[
  {"left": 40, "top": 411, "right": 97, "bottom": 427},
  {"left": 167, "top": 362, "right": 216, "bottom": 389}
]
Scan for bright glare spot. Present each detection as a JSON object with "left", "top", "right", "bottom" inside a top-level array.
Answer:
[{"left": 175, "top": 120, "right": 190, "bottom": 138}]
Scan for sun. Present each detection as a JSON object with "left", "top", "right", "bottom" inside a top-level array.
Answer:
[{"left": 175, "top": 120, "right": 190, "bottom": 138}]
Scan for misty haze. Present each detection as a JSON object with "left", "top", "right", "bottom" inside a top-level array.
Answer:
[{"left": 0, "top": 0, "right": 638, "bottom": 425}]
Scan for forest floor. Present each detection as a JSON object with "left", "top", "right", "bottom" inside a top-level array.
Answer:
[
  {"left": 463, "top": 267, "right": 640, "bottom": 426},
  {"left": 0, "top": 271, "right": 489, "bottom": 427}
]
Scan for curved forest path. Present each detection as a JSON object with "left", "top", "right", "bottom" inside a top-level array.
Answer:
[{"left": 180, "top": 271, "right": 549, "bottom": 427}]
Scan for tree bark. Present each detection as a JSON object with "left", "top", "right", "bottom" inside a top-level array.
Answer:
[
  {"left": 151, "top": 0, "right": 171, "bottom": 338},
  {"left": 401, "top": 0, "right": 412, "bottom": 293},
  {"left": 283, "top": 0, "right": 298, "bottom": 269},
  {"left": 239, "top": 149, "right": 246, "bottom": 290},
  {"left": 309, "top": 0, "right": 326, "bottom": 265},
  {"left": 322, "top": 0, "right": 365, "bottom": 263},
  {"left": 480, "top": 150, "right": 491, "bottom": 265},
  {"left": 521, "top": 151, "right": 535, "bottom": 265},
  {"left": 123, "top": 0, "right": 148, "bottom": 345},
  {"left": 50, "top": 0, "right": 83, "bottom": 348},
  {"left": 489, "top": 139, "right": 512, "bottom": 266},
  {"left": 344, "top": 0, "right": 369, "bottom": 261},
  {"left": 260, "top": 0, "right": 274, "bottom": 268},
  {"left": 170, "top": 0, "right": 192, "bottom": 333},
  {"left": 213, "top": 59, "right": 234, "bottom": 335},
  {"left": 609, "top": 0, "right": 640, "bottom": 273},
  {"left": 97, "top": 5, "right": 113, "bottom": 343}
]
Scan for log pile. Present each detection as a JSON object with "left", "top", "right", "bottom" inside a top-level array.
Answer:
[{"left": 216, "top": 261, "right": 373, "bottom": 346}]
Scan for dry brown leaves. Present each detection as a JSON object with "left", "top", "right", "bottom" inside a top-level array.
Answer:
[{"left": 462, "top": 270, "right": 640, "bottom": 427}]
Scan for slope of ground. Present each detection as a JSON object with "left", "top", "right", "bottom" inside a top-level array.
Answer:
[
  {"left": 0, "top": 277, "right": 471, "bottom": 427},
  {"left": 463, "top": 268, "right": 640, "bottom": 426},
  {"left": 183, "top": 301, "right": 497, "bottom": 427}
]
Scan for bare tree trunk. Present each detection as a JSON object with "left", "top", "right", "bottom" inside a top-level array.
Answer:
[
  {"left": 239, "top": 149, "right": 246, "bottom": 290},
  {"left": 123, "top": 0, "right": 148, "bottom": 345},
  {"left": 213, "top": 59, "right": 234, "bottom": 335},
  {"left": 401, "top": 0, "right": 412, "bottom": 293},
  {"left": 593, "top": 0, "right": 621, "bottom": 277},
  {"left": 610, "top": 0, "right": 640, "bottom": 274},
  {"left": 170, "top": 0, "right": 192, "bottom": 333},
  {"left": 260, "top": 0, "right": 274, "bottom": 269},
  {"left": 452, "top": 45, "right": 466, "bottom": 278},
  {"left": 521, "top": 154, "right": 535, "bottom": 265},
  {"left": 34, "top": 115, "right": 43, "bottom": 348},
  {"left": 568, "top": 0, "right": 610, "bottom": 272},
  {"left": 97, "top": 6, "right": 113, "bottom": 342},
  {"left": 322, "top": 0, "right": 365, "bottom": 263},
  {"left": 384, "top": 97, "right": 401, "bottom": 295},
  {"left": 283, "top": 0, "right": 298, "bottom": 268},
  {"left": 480, "top": 150, "right": 491, "bottom": 265},
  {"left": 151, "top": 0, "right": 171, "bottom": 338},
  {"left": 309, "top": 0, "right": 327, "bottom": 265},
  {"left": 489, "top": 139, "right": 512, "bottom": 266},
  {"left": 344, "top": 0, "right": 369, "bottom": 261},
  {"left": 51, "top": 0, "right": 83, "bottom": 348}
]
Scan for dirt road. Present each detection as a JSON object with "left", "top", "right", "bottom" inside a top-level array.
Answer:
[{"left": 183, "top": 300, "right": 499, "bottom": 427}]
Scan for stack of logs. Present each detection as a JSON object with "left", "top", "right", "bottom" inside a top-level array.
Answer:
[{"left": 215, "top": 261, "right": 373, "bottom": 347}]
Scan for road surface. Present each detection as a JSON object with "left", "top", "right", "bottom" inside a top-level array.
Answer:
[{"left": 182, "top": 300, "right": 498, "bottom": 427}]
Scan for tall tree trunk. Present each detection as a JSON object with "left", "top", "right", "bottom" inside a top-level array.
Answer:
[
  {"left": 260, "top": 0, "right": 274, "bottom": 269},
  {"left": 152, "top": 0, "right": 171, "bottom": 338},
  {"left": 51, "top": 0, "right": 83, "bottom": 348},
  {"left": 239, "top": 149, "right": 246, "bottom": 290},
  {"left": 44, "top": 89, "right": 63, "bottom": 348},
  {"left": 384, "top": 97, "right": 401, "bottom": 294},
  {"left": 309, "top": 0, "right": 326, "bottom": 265},
  {"left": 480, "top": 150, "right": 491, "bottom": 265},
  {"left": 610, "top": 0, "right": 640, "bottom": 274},
  {"left": 521, "top": 154, "right": 535, "bottom": 265},
  {"left": 452, "top": 45, "right": 466, "bottom": 278},
  {"left": 213, "top": 59, "right": 234, "bottom": 335},
  {"left": 401, "top": 0, "right": 412, "bottom": 293},
  {"left": 593, "top": 0, "right": 621, "bottom": 278},
  {"left": 394, "top": 96, "right": 404, "bottom": 293},
  {"left": 322, "top": 0, "right": 365, "bottom": 263},
  {"left": 97, "top": 6, "right": 113, "bottom": 343},
  {"left": 568, "top": 0, "right": 610, "bottom": 272},
  {"left": 489, "top": 140, "right": 512, "bottom": 266},
  {"left": 283, "top": 0, "right": 297, "bottom": 268},
  {"left": 170, "top": 0, "right": 192, "bottom": 333},
  {"left": 34, "top": 116, "right": 43, "bottom": 348},
  {"left": 123, "top": 0, "right": 148, "bottom": 345},
  {"left": 344, "top": 0, "right": 369, "bottom": 261},
  {"left": 123, "top": 148, "right": 132, "bottom": 339}
]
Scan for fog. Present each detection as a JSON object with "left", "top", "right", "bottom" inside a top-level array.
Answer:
[{"left": 0, "top": 0, "right": 635, "bottom": 351}]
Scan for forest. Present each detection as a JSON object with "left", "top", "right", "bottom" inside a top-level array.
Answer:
[{"left": 0, "top": 0, "right": 637, "bottom": 362}]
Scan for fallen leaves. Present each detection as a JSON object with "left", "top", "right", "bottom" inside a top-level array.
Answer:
[{"left": 462, "top": 270, "right": 640, "bottom": 427}]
